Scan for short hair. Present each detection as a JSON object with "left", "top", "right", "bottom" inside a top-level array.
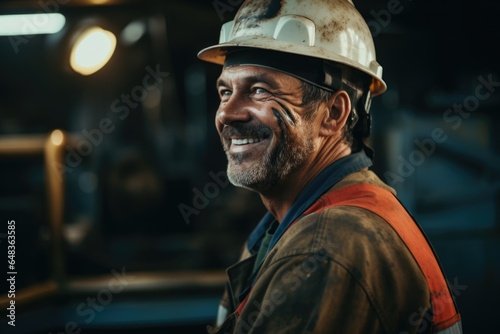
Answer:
[{"left": 300, "top": 81, "right": 356, "bottom": 150}]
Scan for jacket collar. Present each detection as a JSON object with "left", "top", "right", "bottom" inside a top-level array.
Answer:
[{"left": 247, "top": 150, "right": 373, "bottom": 256}]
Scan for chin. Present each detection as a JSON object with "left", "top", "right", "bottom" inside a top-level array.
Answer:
[{"left": 227, "top": 165, "right": 277, "bottom": 194}]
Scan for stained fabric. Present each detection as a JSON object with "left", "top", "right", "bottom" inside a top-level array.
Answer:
[{"left": 209, "top": 170, "right": 456, "bottom": 333}]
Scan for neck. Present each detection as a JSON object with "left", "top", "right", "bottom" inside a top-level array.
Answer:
[{"left": 260, "top": 139, "right": 351, "bottom": 222}]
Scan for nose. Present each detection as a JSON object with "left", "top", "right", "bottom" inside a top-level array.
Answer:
[{"left": 216, "top": 94, "right": 252, "bottom": 129}]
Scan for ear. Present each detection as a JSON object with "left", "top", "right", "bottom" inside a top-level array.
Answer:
[{"left": 319, "top": 90, "right": 351, "bottom": 137}]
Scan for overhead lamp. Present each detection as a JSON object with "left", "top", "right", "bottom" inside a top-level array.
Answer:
[
  {"left": 0, "top": 13, "right": 65, "bottom": 36},
  {"left": 69, "top": 26, "right": 116, "bottom": 76}
]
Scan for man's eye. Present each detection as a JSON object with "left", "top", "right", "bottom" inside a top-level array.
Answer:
[
  {"left": 219, "top": 90, "right": 232, "bottom": 97},
  {"left": 254, "top": 87, "right": 268, "bottom": 94}
]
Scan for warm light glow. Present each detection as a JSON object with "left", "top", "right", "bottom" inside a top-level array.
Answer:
[
  {"left": 50, "top": 130, "right": 64, "bottom": 146},
  {"left": 0, "top": 13, "right": 65, "bottom": 36},
  {"left": 70, "top": 27, "right": 117, "bottom": 76}
]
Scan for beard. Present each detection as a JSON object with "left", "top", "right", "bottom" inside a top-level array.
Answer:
[{"left": 221, "top": 121, "right": 315, "bottom": 193}]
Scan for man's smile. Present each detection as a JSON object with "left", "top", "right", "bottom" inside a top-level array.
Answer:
[
  {"left": 221, "top": 122, "right": 273, "bottom": 156},
  {"left": 231, "top": 137, "right": 265, "bottom": 145},
  {"left": 228, "top": 136, "right": 270, "bottom": 155}
]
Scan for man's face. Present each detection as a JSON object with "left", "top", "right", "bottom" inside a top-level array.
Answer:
[{"left": 215, "top": 65, "right": 320, "bottom": 193}]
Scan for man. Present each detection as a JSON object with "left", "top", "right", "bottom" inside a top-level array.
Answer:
[{"left": 198, "top": 0, "right": 462, "bottom": 333}]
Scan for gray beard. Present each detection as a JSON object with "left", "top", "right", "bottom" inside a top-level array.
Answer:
[{"left": 226, "top": 130, "right": 315, "bottom": 194}]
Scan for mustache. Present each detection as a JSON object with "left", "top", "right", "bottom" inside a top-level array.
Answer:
[{"left": 221, "top": 122, "right": 273, "bottom": 141}]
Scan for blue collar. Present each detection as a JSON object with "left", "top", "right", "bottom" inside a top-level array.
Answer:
[{"left": 247, "top": 150, "right": 373, "bottom": 255}]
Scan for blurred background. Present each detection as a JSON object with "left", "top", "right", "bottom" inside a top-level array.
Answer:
[{"left": 0, "top": 0, "right": 498, "bottom": 333}]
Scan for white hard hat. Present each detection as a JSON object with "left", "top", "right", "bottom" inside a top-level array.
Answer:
[{"left": 198, "top": 0, "right": 387, "bottom": 96}]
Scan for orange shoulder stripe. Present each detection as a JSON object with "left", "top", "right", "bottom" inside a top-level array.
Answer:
[{"left": 304, "top": 183, "right": 460, "bottom": 331}]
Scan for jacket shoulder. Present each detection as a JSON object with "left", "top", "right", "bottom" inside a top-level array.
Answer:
[{"left": 262, "top": 204, "right": 431, "bottom": 333}]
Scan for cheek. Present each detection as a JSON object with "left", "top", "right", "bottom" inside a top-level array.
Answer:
[
  {"left": 215, "top": 109, "right": 222, "bottom": 132},
  {"left": 215, "top": 104, "right": 228, "bottom": 134},
  {"left": 244, "top": 102, "right": 283, "bottom": 133},
  {"left": 252, "top": 102, "right": 276, "bottom": 120},
  {"left": 287, "top": 119, "right": 318, "bottom": 148}
]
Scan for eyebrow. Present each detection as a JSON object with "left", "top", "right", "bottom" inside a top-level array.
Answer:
[{"left": 216, "top": 72, "right": 279, "bottom": 89}]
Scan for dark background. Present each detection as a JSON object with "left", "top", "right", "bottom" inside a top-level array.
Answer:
[{"left": 0, "top": 0, "right": 499, "bottom": 333}]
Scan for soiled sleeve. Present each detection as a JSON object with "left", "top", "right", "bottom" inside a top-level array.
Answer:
[{"left": 235, "top": 252, "right": 386, "bottom": 333}]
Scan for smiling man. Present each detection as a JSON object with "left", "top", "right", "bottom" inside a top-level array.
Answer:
[{"left": 198, "top": 1, "right": 462, "bottom": 333}]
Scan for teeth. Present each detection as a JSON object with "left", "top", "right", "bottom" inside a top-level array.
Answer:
[{"left": 232, "top": 138, "right": 262, "bottom": 145}]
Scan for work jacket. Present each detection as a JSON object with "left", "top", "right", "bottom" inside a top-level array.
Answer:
[{"left": 209, "top": 152, "right": 461, "bottom": 334}]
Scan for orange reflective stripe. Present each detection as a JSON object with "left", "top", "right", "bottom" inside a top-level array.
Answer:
[
  {"left": 305, "top": 183, "right": 460, "bottom": 331},
  {"left": 236, "top": 293, "right": 250, "bottom": 316}
]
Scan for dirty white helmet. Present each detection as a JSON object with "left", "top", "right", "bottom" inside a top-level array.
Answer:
[{"left": 198, "top": 0, "right": 386, "bottom": 96}]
